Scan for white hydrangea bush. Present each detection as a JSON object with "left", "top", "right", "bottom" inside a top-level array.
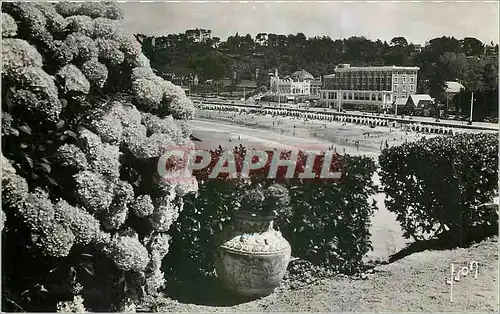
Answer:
[
  {"left": 2, "top": 12, "right": 18, "bottom": 37},
  {"left": 1, "top": 2, "right": 198, "bottom": 310}
]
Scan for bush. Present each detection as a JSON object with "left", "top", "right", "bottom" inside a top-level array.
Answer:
[
  {"left": 1, "top": 2, "right": 196, "bottom": 312},
  {"left": 164, "top": 145, "right": 378, "bottom": 283},
  {"left": 379, "top": 133, "right": 499, "bottom": 243}
]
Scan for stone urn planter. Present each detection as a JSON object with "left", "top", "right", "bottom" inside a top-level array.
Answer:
[{"left": 213, "top": 210, "right": 291, "bottom": 298}]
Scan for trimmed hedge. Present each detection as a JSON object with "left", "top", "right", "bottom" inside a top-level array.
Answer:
[
  {"left": 379, "top": 133, "right": 499, "bottom": 243},
  {"left": 164, "top": 145, "right": 378, "bottom": 283}
]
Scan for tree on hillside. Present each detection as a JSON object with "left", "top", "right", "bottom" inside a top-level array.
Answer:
[
  {"left": 460, "top": 37, "right": 484, "bottom": 56},
  {"left": 390, "top": 36, "right": 408, "bottom": 47},
  {"left": 255, "top": 33, "right": 268, "bottom": 47},
  {"left": 137, "top": 31, "right": 498, "bottom": 118}
]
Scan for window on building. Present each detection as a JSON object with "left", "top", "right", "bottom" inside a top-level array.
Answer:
[
  {"left": 349, "top": 93, "right": 353, "bottom": 100},
  {"left": 343, "top": 93, "right": 347, "bottom": 100},
  {"left": 410, "top": 77, "right": 414, "bottom": 83},
  {"left": 394, "top": 77, "right": 398, "bottom": 83},
  {"left": 378, "top": 94, "right": 382, "bottom": 101},
  {"left": 394, "top": 84, "right": 398, "bottom": 91},
  {"left": 371, "top": 94, "right": 376, "bottom": 101},
  {"left": 402, "top": 85, "right": 406, "bottom": 92},
  {"left": 403, "top": 77, "right": 406, "bottom": 83},
  {"left": 410, "top": 84, "right": 414, "bottom": 92}
]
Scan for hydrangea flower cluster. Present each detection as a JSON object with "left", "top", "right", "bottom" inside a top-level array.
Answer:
[
  {"left": 2, "top": 13, "right": 18, "bottom": 37},
  {"left": 130, "top": 56, "right": 196, "bottom": 119},
  {"left": 56, "top": 295, "right": 87, "bottom": 313},
  {"left": 1, "top": 2, "right": 199, "bottom": 308}
]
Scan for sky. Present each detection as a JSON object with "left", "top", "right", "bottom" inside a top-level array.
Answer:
[{"left": 120, "top": 1, "right": 499, "bottom": 45}]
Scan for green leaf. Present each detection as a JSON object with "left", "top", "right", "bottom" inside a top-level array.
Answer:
[
  {"left": 56, "top": 120, "right": 65, "bottom": 129},
  {"left": 36, "top": 163, "right": 51, "bottom": 174},
  {"left": 22, "top": 154, "right": 33, "bottom": 168},
  {"left": 81, "top": 264, "right": 94, "bottom": 276},
  {"left": 18, "top": 125, "right": 32, "bottom": 135},
  {"left": 45, "top": 176, "right": 58, "bottom": 186},
  {"left": 8, "top": 128, "right": 19, "bottom": 136},
  {"left": 63, "top": 130, "right": 78, "bottom": 139}
]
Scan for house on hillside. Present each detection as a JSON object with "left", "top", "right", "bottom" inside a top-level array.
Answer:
[
  {"left": 215, "top": 78, "right": 233, "bottom": 87},
  {"left": 235, "top": 80, "right": 258, "bottom": 89},
  {"left": 405, "top": 94, "right": 435, "bottom": 116},
  {"left": 443, "top": 81, "right": 464, "bottom": 112}
]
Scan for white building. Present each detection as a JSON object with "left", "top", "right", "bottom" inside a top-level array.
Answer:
[
  {"left": 270, "top": 69, "right": 315, "bottom": 96},
  {"left": 319, "top": 64, "right": 420, "bottom": 110}
]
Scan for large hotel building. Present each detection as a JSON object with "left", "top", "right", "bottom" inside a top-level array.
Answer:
[{"left": 319, "top": 64, "right": 419, "bottom": 110}]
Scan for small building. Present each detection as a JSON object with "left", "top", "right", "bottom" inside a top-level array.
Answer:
[
  {"left": 444, "top": 81, "right": 464, "bottom": 94},
  {"left": 406, "top": 94, "right": 434, "bottom": 108},
  {"left": 235, "top": 80, "right": 258, "bottom": 89},
  {"left": 405, "top": 94, "right": 435, "bottom": 116},
  {"left": 215, "top": 78, "right": 233, "bottom": 87},
  {"left": 444, "top": 81, "right": 464, "bottom": 111}
]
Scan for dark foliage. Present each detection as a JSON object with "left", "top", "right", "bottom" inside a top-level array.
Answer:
[
  {"left": 164, "top": 145, "right": 378, "bottom": 283},
  {"left": 378, "top": 133, "right": 499, "bottom": 245}
]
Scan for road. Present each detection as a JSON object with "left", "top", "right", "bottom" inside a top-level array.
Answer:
[{"left": 193, "top": 98, "right": 498, "bottom": 131}]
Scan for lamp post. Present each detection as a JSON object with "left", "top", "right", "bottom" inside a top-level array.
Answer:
[
  {"left": 338, "top": 88, "right": 342, "bottom": 112},
  {"left": 278, "top": 75, "right": 281, "bottom": 108},
  {"left": 469, "top": 91, "right": 474, "bottom": 124},
  {"left": 394, "top": 96, "right": 398, "bottom": 117}
]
